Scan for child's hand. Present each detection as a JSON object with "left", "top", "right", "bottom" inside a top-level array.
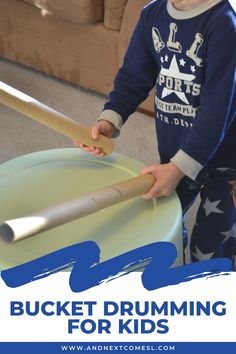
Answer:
[
  {"left": 141, "top": 162, "right": 185, "bottom": 199},
  {"left": 73, "top": 120, "right": 115, "bottom": 156}
]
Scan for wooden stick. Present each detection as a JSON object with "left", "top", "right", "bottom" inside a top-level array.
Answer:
[
  {"left": 0, "top": 81, "right": 115, "bottom": 155},
  {"left": 0, "top": 174, "right": 155, "bottom": 243}
]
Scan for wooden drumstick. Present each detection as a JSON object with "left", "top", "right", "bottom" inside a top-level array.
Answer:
[
  {"left": 0, "top": 81, "right": 115, "bottom": 155},
  {"left": 0, "top": 174, "right": 155, "bottom": 243}
]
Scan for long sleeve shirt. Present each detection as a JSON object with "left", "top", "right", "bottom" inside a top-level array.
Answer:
[{"left": 98, "top": 0, "right": 236, "bottom": 180}]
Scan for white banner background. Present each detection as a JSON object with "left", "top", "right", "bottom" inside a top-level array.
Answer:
[{"left": 0, "top": 271, "right": 235, "bottom": 342}]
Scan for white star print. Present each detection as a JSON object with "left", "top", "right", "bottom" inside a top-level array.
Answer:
[
  {"left": 221, "top": 224, "right": 236, "bottom": 243},
  {"left": 203, "top": 198, "right": 224, "bottom": 217},
  {"left": 192, "top": 245, "right": 214, "bottom": 261},
  {"left": 179, "top": 58, "right": 186, "bottom": 66},
  {"left": 190, "top": 65, "right": 196, "bottom": 73},
  {"left": 160, "top": 55, "right": 196, "bottom": 104},
  {"left": 165, "top": 54, "right": 169, "bottom": 62},
  {"left": 161, "top": 57, "right": 164, "bottom": 63}
]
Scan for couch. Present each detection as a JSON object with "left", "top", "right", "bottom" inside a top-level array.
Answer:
[{"left": 0, "top": 0, "right": 154, "bottom": 114}]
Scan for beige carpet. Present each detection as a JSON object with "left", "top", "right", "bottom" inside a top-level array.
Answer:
[{"left": 0, "top": 58, "right": 198, "bottom": 260}]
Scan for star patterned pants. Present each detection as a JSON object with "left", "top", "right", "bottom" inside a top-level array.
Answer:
[{"left": 176, "top": 167, "right": 236, "bottom": 269}]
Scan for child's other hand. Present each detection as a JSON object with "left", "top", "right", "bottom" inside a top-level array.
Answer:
[
  {"left": 73, "top": 120, "right": 115, "bottom": 157},
  {"left": 141, "top": 162, "right": 185, "bottom": 199}
]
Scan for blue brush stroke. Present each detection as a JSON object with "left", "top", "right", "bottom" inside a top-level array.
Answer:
[
  {"left": 1, "top": 241, "right": 100, "bottom": 288},
  {"left": 1, "top": 241, "right": 232, "bottom": 292}
]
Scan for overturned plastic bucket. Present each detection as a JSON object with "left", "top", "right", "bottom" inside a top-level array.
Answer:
[{"left": 0, "top": 149, "right": 183, "bottom": 269}]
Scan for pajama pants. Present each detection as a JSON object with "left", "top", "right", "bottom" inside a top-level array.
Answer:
[{"left": 175, "top": 167, "right": 236, "bottom": 269}]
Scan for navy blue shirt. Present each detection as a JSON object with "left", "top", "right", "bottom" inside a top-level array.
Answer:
[{"left": 103, "top": 0, "right": 236, "bottom": 179}]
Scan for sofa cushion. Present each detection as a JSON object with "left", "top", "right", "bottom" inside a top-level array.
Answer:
[
  {"left": 22, "top": 0, "right": 104, "bottom": 24},
  {"left": 118, "top": 0, "right": 151, "bottom": 63},
  {"left": 118, "top": 0, "right": 155, "bottom": 114},
  {"left": 104, "top": 0, "right": 128, "bottom": 31}
]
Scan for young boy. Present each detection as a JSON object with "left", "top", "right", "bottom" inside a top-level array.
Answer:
[{"left": 75, "top": 0, "right": 236, "bottom": 266}]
